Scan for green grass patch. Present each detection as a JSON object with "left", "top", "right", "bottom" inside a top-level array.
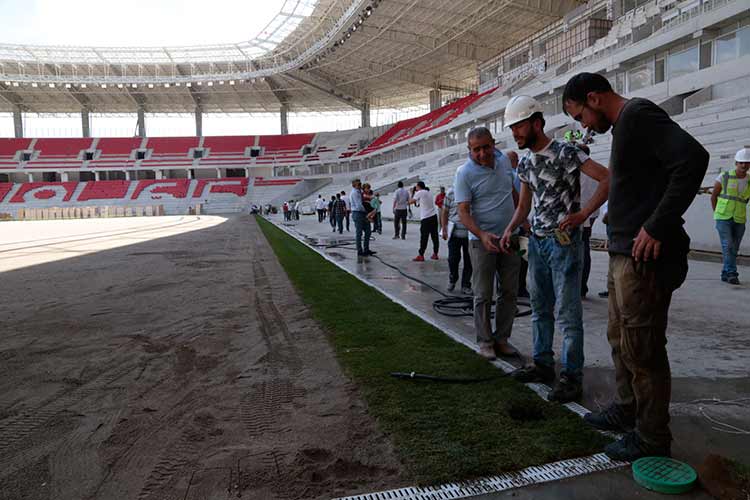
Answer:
[{"left": 256, "top": 216, "right": 609, "bottom": 484}]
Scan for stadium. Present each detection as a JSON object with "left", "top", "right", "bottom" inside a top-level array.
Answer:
[{"left": 1, "top": 0, "right": 749, "bottom": 498}]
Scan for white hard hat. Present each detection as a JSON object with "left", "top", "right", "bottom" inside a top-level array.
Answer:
[
  {"left": 504, "top": 95, "right": 543, "bottom": 128},
  {"left": 735, "top": 148, "right": 750, "bottom": 163}
]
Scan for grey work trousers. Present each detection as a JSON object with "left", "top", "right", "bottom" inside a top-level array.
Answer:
[{"left": 469, "top": 240, "right": 521, "bottom": 346}]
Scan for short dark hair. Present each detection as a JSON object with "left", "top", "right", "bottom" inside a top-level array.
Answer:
[
  {"left": 530, "top": 112, "right": 546, "bottom": 129},
  {"left": 562, "top": 73, "right": 613, "bottom": 115},
  {"left": 340, "top": 190, "right": 345, "bottom": 195},
  {"left": 467, "top": 126, "right": 493, "bottom": 142},
  {"left": 397, "top": 181, "right": 404, "bottom": 188},
  {"left": 416, "top": 181, "right": 426, "bottom": 189}
]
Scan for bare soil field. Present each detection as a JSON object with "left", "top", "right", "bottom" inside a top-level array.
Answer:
[{"left": 0, "top": 215, "right": 403, "bottom": 500}]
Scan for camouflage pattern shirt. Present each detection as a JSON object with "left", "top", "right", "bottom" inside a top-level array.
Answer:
[{"left": 517, "top": 139, "right": 588, "bottom": 237}]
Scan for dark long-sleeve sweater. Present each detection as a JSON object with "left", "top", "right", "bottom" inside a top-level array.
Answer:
[{"left": 608, "top": 98, "right": 709, "bottom": 256}]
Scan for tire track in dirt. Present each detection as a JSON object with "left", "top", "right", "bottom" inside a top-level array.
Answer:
[
  {"left": 136, "top": 416, "right": 213, "bottom": 500},
  {"left": 0, "top": 362, "right": 138, "bottom": 476}
]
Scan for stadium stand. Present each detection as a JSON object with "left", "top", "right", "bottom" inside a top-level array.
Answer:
[
  {"left": 77, "top": 180, "right": 132, "bottom": 201},
  {"left": 356, "top": 89, "right": 496, "bottom": 156},
  {"left": 34, "top": 138, "right": 93, "bottom": 158}
]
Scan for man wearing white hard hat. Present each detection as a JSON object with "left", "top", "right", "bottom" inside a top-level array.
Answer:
[
  {"left": 499, "top": 95, "right": 610, "bottom": 403},
  {"left": 711, "top": 147, "right": 750, "bottom": 285}
]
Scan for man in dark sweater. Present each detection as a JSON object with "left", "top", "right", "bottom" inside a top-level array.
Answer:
[{"left": 562, "top": 73, "right": 708, "bottom": 461}]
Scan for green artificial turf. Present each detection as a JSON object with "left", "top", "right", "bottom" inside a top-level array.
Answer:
[{"left": 257, "top": 216, "right": 610, "bottom": 484}]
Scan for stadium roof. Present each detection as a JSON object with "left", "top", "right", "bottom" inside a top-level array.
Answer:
[{"left": 0, "top": 0, "right": 583, "bottom": 115}]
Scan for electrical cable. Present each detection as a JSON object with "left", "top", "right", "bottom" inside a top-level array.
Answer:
[{"left": 309, "top": 238, "right": 532, "bottom": 319}]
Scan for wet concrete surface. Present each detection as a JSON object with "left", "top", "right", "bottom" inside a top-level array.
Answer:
[{"left": 273, "top": 215, "right": 749, "bottom": 499}]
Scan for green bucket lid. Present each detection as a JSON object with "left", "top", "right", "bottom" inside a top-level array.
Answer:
[{"left": 632, "top": 456, "right": 697, "bottom": 494}]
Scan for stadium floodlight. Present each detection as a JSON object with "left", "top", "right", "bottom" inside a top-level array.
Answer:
[
  {"left": 12, "top": 82, "right": 19, "bottom": 87},
  {"left": 175, "top": 82, "right": 181, "bottom": 86},
  {"left": 3, "top": 81, "right": 10, "bottom": 85},
  {"left": 131, "top": 83, "right": 138, "bottom": 88},
  {"left": 207, "top": 81, "right": 214, "bottom": 86},
  {"left": 352, "top": 24, "right": 357, "bottom": 31},
  {"left": 65, "top": 83, "right": 72, "bottom": 89},
  {"left": 186, "top": 82, "right": 192, "bottom": 87},
  {"left": 164, "top": 83, "right": 170, "bottom": 88},
  {"left": 48, "top": 83, "right": 55, "bottom": 88},
  {"left": 101, "top": 84, "right": 107, "bottom": 88},
  {"left": 365, "top": 6, "right": 372, "bottom": 16},
  {"left": 81, "top": 83, "right": 87, "bottom": 88},
  {"left": 148, "top": 83, "right": 154, "bottom": 88},
  {"left": 229, "top": 80, "right": 235, "bottom": 85},
  {"left": 31, "top": 82, "right": 38, "bottom": 87},
  {"left": 117, "top": 83, "right": 124, "bottom": 88},
  {"left": 219, "top": 81, "right": 225, "bottom": 85},
  {"left": 197, "top": 81, "right": 203, "bottom": 86}
]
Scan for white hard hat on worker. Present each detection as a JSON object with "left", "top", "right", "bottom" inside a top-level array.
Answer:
[
  {"left": 735, "top": 148, "right": 750, "bottom": 163},
  {"left": 504, "top": 96, "right": 543, "bottom": 128}
]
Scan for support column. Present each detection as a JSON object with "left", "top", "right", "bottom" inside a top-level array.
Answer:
[
  {"left": 360, "top": 100, "right": 371, "bottom": 128},
  {"left": 215, "top": 168, "right": 221, "bottom": 179},
  {"left": 137, "top": 107, "right": 146, "bottom": 137},
  {"left": 187, "top": 169, "right": 193, "bottom": 179},
  {"left": 81, "top": 109, "right": 91, "bottom": 138},
  {"left": 94, "top": 171, "right": 100, "bottom": 181},
  {"left": 13, "top": 106, "right": 23, "bottom": 138},
  {"left": 280, "top": 103, "right": 289, "bottom": 135},
  {"left": 27, "top": 173, "right": 33, "bottom": 182},
  {"left": 195, "top": 106, "right": 203, "bottom": 137},
  {"left": 61, "top": 172, "right": 69, "bottom": 182},
  {"left": 429, "top": 89, "right": 442, "bottom": 112},
  {"left": 155, "top": 170, "right": 163, "bottom": 180},
  {"left": 124, "top": 170, "right": 130, "bottom": 181}
]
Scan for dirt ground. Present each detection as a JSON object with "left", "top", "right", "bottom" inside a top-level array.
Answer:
[{"left": 0, "top": 215, "right": 404, "bottom": 500}]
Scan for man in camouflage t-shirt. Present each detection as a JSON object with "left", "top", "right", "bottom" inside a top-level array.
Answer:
[{"left": 499, "top": 95, "right": 609, "bottom": 403}]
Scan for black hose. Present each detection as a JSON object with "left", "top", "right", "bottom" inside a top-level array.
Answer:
[
  {"left": 390, "top": 371, "right": 506, "bottom": 384},
  {"left": 316, "top": 241, "right": 532, "bottom": 319}
]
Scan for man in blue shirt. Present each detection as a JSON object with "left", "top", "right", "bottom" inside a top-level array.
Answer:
[
  {"left": 350, "top": 178, "right": 374, "bottom": 257},
  {"left": 455, "top": 127, "right": 521, "bottom": 360}
]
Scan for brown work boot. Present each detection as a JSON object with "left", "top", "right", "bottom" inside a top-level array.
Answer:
[
  {"left": 494, "top": 340, "right": 518, "bottom": 357},
  {"left": 478, "top": 343, "right": 497, "bottom": 360}
]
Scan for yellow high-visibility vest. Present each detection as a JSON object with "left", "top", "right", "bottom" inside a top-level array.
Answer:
[{"left": 714, "top": 169, "right": 750, "bottom": 223}]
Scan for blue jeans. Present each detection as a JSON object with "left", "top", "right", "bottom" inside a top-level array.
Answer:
[
  {"left": 352, "top": 211, "right": 371, "bottom": 254},
  {"left": 528, "top": 231, "right": 584, "bottom": 380},
  {"left": 335, "top": 214, "right": 344, "bottom": 234},
  {"left": 716, "top": 219, "right": 745, "bottom": 279}
]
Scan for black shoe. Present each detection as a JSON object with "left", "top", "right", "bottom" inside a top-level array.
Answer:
[
  {"left": 447, "top": 282, "right": 456, "bottom": 292},
  {"left": 721, "top": 276, "right": 729, "bottom": 282},
  {"left": 364, "top": 250, "right": 377, "bottom": 256},
  {"left": 598, "top": 291, "right": 609, "bottom": 298},
  {"left": 604, "top": 431, "right": 670, "bottom": 462},
  {"left": 584, "top": 403, "right": 635, "bottom": 433},
  {"left": 728, "top": 276, "right": 740, "bottom": 285},
  {"left": 511, "top": 364, "right": 555, "bottom": 384},
  {"left": 548, "top": 375, "right": 582, "bottom": 403}
]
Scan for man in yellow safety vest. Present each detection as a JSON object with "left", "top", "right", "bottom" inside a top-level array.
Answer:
[{"left": 711, "top": 147, "right": 750, "bottom": 285}]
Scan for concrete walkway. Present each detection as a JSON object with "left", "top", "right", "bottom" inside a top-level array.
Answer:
[{"left": 273, "top": 214, "right": 750, "bottom": 499}]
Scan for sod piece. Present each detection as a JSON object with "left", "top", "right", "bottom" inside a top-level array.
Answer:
[{"left": 257, "top": 216, "right": 610, "bottom": 485}]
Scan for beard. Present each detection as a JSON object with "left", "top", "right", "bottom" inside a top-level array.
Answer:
[
  {"left": 516, "top": 129, "right": 538, "bottom": 150},
  {"left": 591, "top": 110, "right": 612, "bottom": 134}
]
